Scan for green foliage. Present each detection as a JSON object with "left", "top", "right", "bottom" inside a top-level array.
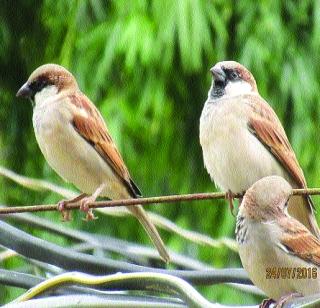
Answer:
[{"left": 1, "top": 0, "right": 320, "bottom": 305}]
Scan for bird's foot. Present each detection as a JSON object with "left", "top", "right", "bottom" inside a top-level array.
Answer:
[
  {"left": 274, "top": 292, "right": 302, "bottom": 308},
  {"left": 259, "top": 298, "right": 275, "bottom": 308},
  {"left": 80, "top": 196, "right": 98, "bottom": 221},
  {"left": 226, "top": 189, "right": 236, "bottom": 216},
  {"left": 79, "top": 184, "right": 107, "bottom": 221},
  {"left": 57, "top": 193, "right": 87, "bottom": 221}
]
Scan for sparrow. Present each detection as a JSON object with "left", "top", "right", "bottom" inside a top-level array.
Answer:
[
  {"left": 199, "top": 60, "right": 320, "bottom": 238},
  {"left": 16, "top": 64, "right": 170, "bottom": 263},
  {"left": 236, "top": 176, "right": 320, "bottom": 304}
]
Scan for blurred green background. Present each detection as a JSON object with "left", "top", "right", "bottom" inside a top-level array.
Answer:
[{"left": 1, "top": 0, "right": 320, "bottom": 305}]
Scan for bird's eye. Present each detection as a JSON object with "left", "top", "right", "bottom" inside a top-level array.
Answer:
[
  {"left": 283, "top": 200, "right": 289, "bottom": 215},
  {"left": 229, "top": 71, "right": 239, "bottom": 80}
]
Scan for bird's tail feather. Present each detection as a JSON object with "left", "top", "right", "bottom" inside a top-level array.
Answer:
[{"left": 127, "top": 204, "right": 170, "bottom": 263}]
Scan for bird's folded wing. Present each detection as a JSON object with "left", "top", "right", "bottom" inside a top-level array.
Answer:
[
  {"left": 246, "top": 96, "right": 306, "bottom": 188},
  {"left": 279, "top": 218, "right": 320, "bottom": 266},
  {"left": 70, "top": 93, "right": 141, "bottom": 197}
]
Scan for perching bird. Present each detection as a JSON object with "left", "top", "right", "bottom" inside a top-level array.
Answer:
[
  {"left": 17, "top": 64, "right": 170, "bottom": 262},
  {"left": 200, "top": 60, "right": 319, "bottom": 238},
  {"left": 236, "top": 176, "right": 320, "bottom": 304}
]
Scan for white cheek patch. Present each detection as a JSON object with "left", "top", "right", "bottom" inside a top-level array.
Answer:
[
  {"left": 34, "top": 85, "right": 59, "bottom": 104},
  {"left": 225, "top": 80, "right": 253, "bottom": 96}
]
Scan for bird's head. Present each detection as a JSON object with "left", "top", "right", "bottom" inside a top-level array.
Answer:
[
  {"left": 209, "top": 61, "right": 258, "bottom": 99},
  {"left": 16, "top": 64, "right": 78, "bottom": 103},
  {"left": 240, "top": 176, "right": 292, "bottom": 222}
]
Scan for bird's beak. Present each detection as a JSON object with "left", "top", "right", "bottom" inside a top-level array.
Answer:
[
  {"left": 16, "top": 82, "right": 33, "bottom": 99},
  {"left": 210, "top": 66, "right": 226, "bottom": 83}
]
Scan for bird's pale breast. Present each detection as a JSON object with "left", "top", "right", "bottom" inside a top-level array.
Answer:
[
  {"left": 237, "top": 218, "right": 320, "bottom": 299},
  {"left": 199, "top": 97, "right": 289, "bottom": 193},
  {"left": 33, "top": 96, "right": 129, "bottom": 199}
]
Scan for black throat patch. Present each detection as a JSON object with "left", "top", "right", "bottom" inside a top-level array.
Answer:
[{"left": 210, "top": 80, "right": 226, "bottom": 99}]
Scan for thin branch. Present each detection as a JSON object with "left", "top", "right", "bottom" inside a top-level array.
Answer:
[
  {"left": 147, "top": 212, "right": 238, "bottom": 252},
  {"left": 0, "top": 166, "right": 76, "bottom": 199},
  {"left": 0, "top": 187, "right": 319, "bottom": 215},
  {"left": 0, "top": 192, "right": 227, "bottom": 214},
  {"left": 0, "top": 165, "right": 238, "bottom": 250}
]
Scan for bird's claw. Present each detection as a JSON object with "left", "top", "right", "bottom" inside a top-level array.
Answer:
[
  {"left": 274, "top": 292, "right": 302, "bottom": 308},
  {"left": 57, "top": 193, "right": 88, "bottom": 221},
  {"left": 226, "top": 190, "right": 236, "bottom": 217},
  {"left": 80, "top": 198, "right": 98, "bottom": 221},
  {"left": 57, "top": 200, "right": 72, "bottom": 221},
  {"left": 259, "top": 298, "right": 274, "bottom": 308},
  {"left": 81, "top": 210, "right": 98, "bottom": 221}
]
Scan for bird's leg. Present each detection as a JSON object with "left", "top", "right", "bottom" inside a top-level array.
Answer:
[
  {"left": 226, "top": 189, "right": 236, "bottom": 216},
  {"left": 80, "top": 183, "right": 107, "bottom": 221},
  {"left": 274, "top": 292, "right": 302, "bottom": 308},
  {"left": 57, "top": 193, "right": 87, "bottom": 221},
  {"left": 259, "top": 298, "right": 275, "bottom": 308}
]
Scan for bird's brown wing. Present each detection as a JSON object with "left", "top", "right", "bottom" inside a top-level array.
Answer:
[
  {"left": 69, "top": 94, "right": 169, "bottom": 262},
  {"left": 246, "top": 95, "right": 320, "bottom": 238},
  {"left": 246, "top": 95, "right": 306, "bottom": 188},
  {"left": 279, "top": 217, "right": 320, "bottom": 267},
  {"left": 70, "top": 93, "right": 141, "bottom": 197}
]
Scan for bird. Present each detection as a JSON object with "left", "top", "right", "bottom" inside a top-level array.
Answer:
[
  {"left": 16, "top": 63, "right": 170, "bottom": 263},
  {"left": 199, "top": 60, "right": 320, "bottom": 238},
  {"left": 236, "top": 175, "right": 320, "bottom": 305}
]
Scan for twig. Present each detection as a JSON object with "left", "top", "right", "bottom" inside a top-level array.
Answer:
[
  {"left": 0, "top": 188, "right": 319, "bottom": 215},
  {"left": 0, "top": 192, "right": 227, "bottom": 214},
  {"left": 0, "top": 166, "right": 76, "bottom": 198},
  {"left": 0, "top": 165, "right": 239, "bottom": 251},
  {"left": 148, "top": 212, "right": 238, "bottom": 252}
]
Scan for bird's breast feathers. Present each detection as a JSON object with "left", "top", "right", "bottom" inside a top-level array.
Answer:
[
  {"left": 199, "top": 96, "right": 287, "bottom": 192},
  {"left": 32, "top": 95, "right": 127, "bottom": 198}
]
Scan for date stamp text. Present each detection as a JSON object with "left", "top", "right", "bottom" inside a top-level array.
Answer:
[{"left": 266, "top": 267, "right": 317, "bottom": 279}]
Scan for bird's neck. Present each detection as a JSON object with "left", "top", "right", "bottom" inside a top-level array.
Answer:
[
  {"left": 34, "top": 85, "right": 59, "bottom": 106},
  {"left": 208, "top": 84, "right": 258, "bottom": 103}
]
